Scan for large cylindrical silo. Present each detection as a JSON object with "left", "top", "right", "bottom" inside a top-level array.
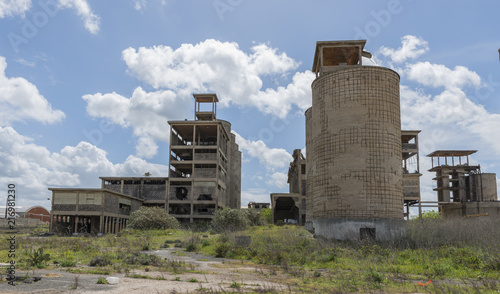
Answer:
[{"left": 308, "top": 41, "right": 404, "bottom": 241}]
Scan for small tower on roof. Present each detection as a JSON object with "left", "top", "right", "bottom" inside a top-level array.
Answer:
[
  {"left": 312, "top": 40, "right": 372, "bottom": 77},
  {"left": 194, "top": 93, "right": 218, "bottom": 121}
]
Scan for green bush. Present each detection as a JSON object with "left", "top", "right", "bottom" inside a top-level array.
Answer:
[
  {"left": 128, "top": 207, "right": 180, "bottom": 230},
  {"left": 60, "top": 260, "right": 77, "bottom": 267},
  {"left": 186, "top": 243, "right": 197, "bottom": 252},
  {"left": 210, "top": 208, "right": 248, "bottom": 233},
  {"left": 245, "top": 208, "right": 266, "bottom": 226},
  {"left": 89, "top": 256, "right": 112, "bottom": 267},
  {"left": 260, "top": 208, "right": 273, "bottom": 224},
  {"left": 214, "top": 242, "right": 232, "bottom": 258}
]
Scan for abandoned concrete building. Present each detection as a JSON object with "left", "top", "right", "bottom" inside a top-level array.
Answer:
[
  {"left": 248, "top": 202, "right": 270, "bottom": 210},
  {"left": 304, "top": 40, "right": 407, "bottom": 241},
  {"left": 427, "top": 150, "right": 499, "bottom": 217},
  {"left": 167, "top": 94, "right": 241, "bottom": 224},
  {"left": 271, "top": 149, "right": 307, "bottom": 224},
  {"left": 48, "top": 93, "right": 241, "bottom": 234},
  {"left": 100, "top": 177, "right": 168, "bottom": 208},
  {"left": 49, "top": 188, "right": 143, "bottom": 234}
]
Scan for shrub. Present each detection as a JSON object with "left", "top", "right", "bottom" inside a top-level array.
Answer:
[
  {"left": 366, "top": 269, "right": 384, "bottom": 284},
  {"left": 245, "top": 208, "right": 266, "bottom": 226},
  {"left": 128, "top": 207, "right": 180, "bottom": 230},
  {"left": 26, "top": 248, "right": 50, "bottom": 268},
  {"left": 186, "top": 243, "right": 197, "bottom": 252},
  {"left": 89, "top": 256, "right": 112, "bottom": 267},
  {"left": 210, "top": 208, "right": 248, "bottom": 233},
  {"left": 260, "top": 208, "right": 273, "bottom": 224},
  {"left": 60, "top": 260, "right": 77, "bottom": 267},
  {"left": 214, "top": 242, "right": 232, "bottom": 258}
]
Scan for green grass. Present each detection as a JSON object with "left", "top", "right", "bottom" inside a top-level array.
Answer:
[{"left": 3, "top": 218, "right": 500, "bottom": 293}]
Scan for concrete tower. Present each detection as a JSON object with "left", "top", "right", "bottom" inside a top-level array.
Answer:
[
  {"left": 306, "top": 40, "right": 404, "bottom": 241},
  {"left": 167, "top": 94, "right": 241, "bottom": 224}
]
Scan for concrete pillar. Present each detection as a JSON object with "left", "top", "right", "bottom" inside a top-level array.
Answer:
[{"left": 74, "top": 216, "right": 79, "bottom": 234}]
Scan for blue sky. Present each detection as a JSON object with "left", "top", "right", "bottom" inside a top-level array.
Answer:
[{"left": 1, "top": 0, "right": 500, "bottom": 215}]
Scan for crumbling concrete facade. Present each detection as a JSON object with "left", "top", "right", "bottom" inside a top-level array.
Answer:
[
  {"left": 428, "top": 150, "right": 499, "bottom": 217},
  {"left": 167, "top": 94, "right": 241, "bottom": 223},
  {"left": 100, "top": 177, "right": 168, "bottom": 207},
  {"left": 402, "top": 131, "right": 422, "bottom": 219},
  {"left": 49, "top": 188, "right": 143, "bottom": 234},
  {"left": 48, "top": 93, "right": 241, "bottom": 233},
  {"left": 270, "top": 149, "right": 307, "bottom": 224},
  {"left": 306, "top": 40, "right": 405, "bottom": 241}
]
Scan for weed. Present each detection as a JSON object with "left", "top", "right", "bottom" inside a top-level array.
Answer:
[
  {"left": 26, "top": 248, "right": 50, "bottom": 268},
  {"left": 96, "top": 277, "right": 108, "bottom": 284},
  {"left": 60, "top": 260, "right": 77, "bottom": 267},
  {"left": 188, "top": 278, "right": 198, "bottom": 283},
  {"left": 122, "top": 252, "right": 162, "bottom": 266},
  {"left": 71, "top": 275, "right": 80, "bottom": 290},
  {"left": 186, "top": 243, "right": 197, "bottom": 252},
  {"left": 89, "top": 256, "right": 112, "bottom": 267},
  {"left": 365, "top": 268, "right": 384, "bottom": 284}
]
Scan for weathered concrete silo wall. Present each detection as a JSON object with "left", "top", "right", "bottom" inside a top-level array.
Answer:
[{"left": 309, "top": 66, "right": 404, "bottom": 240}]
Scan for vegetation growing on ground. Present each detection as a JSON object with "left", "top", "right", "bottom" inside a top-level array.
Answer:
[{"left": 2, "top": 211, "right": 500, "bottom": 293}]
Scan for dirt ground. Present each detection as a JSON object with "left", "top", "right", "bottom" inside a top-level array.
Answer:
[{"left": 0, "top": 248, "right": 292, "bottom": 293}]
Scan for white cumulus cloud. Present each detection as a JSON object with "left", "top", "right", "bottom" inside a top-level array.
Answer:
[
  {"left": 0, "top": 126, "right": 169, "bottom": 207},
  {"left": 266, "top": 172, "right": 288, "bottom": 189},
  {"left": 0, "top": 0, "right": 31, "bottom": 18},
  {"left": 233, "top": 131, "right": 292, "bottom": 170},
  {"left": 405, "top": 62, "right": 481, "bottom": 90},
  {"left": 135, "top": 136, "right": 158, "bottom": 159},
  {"left": 121, "top": 39, "right": 312, "bottom": 118},
  {"left": 83, "top": 87, "right": 190, "bottom": 158},
  {"left": 379, "top": 35, "right": 429, "bottom": 63},
  {"left": 58, "top": 0, "right": 100, "bottom": 34},
  {"left": 0, "top": 56, "right": 65, "bottom": 125}
]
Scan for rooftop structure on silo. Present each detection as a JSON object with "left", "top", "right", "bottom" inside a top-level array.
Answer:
[{"left": 312, "top": 40, "right": 372, "bottom": 77}]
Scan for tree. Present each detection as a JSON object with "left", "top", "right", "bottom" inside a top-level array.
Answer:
[
  {"left": 128, "top": 207, "right": 180, "bottom": 230},
  {"left": 210, "top": 208, "right": 248, "bottom": 233}
]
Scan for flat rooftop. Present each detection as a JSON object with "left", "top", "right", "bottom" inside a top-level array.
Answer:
[{"left": 427, "top": 150, "right": 477, "bottom": 157}]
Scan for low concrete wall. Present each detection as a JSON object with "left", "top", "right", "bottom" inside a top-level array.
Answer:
[
  {"left": 312, "top": 218, "right": 406, "bottom": 241},
  {"left": 442, "top": 202, "right": 500, "bottom": 217},
  {"left": 0, "top": 218, "right": 47, "bottom": 227}
]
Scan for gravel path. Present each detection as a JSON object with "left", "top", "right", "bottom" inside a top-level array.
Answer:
[{"left": 0, "top": 248, "right": 288, "bottom": 293}]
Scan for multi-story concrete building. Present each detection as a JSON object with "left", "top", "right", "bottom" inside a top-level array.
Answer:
[
  {"left": 167, "top": 94, "right": 241, "bottom": 224},
  {"left": 100, "top": 177, "right": 168, "bottom": 208},
  {"left": 48, "top": 93, "right": 241, "bottom": 234},
  {"left": 402, "top": 130, "right": 422, "bottom": 219},
  {"left": 49, "top": 188, "right": 143, "bottom": 234},
  {"left": 428, "top": 150, "right": 499, "bottom": 217}
]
